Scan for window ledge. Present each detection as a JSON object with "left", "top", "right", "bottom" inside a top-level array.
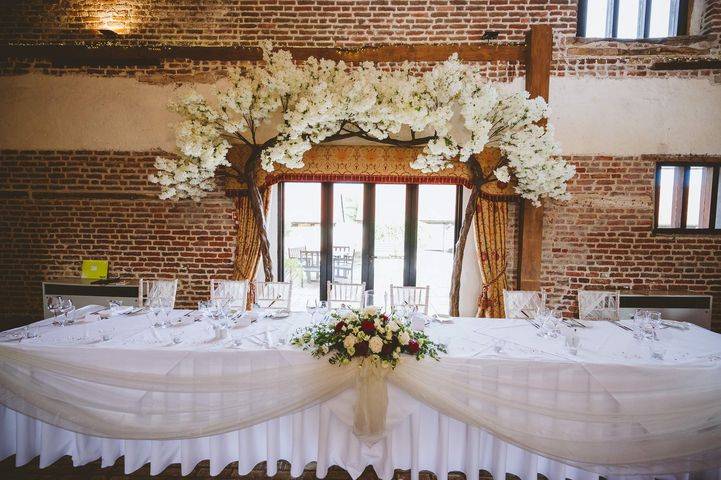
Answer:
[
  {"left": 567, "top": 35, "right": 714, "bottom": 57},
  {"left": 652, "top": 228, "right": 721, "bottom": 236}
]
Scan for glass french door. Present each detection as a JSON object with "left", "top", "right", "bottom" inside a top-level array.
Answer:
[
  {"left": 278, "top": 182, "right": 461, "bottom": 314},
  {"left": 372, "top": 184, "right": 405, "bottom": 305}
]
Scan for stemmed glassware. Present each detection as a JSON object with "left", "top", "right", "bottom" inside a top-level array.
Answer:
[
  {"left": 60, "top": 298, "right": 76, "bottom": 326},
  {"left": 535, "top": 307, "right": 561, "bottom": 338},
  {"left": 160, "top": 297, "right": 174, "bottom": 327},
  {"left": 47, "top": 296, "right": 64, "bottom": 325},
  {"left": 316, "top": 301, "right": 329, "bottom": 322},
  {"left": 305, "top": 299, "right": 318, "bottom": 322},
  {"left": 632, "top": 309, "right": 666, "bottom": 359}
]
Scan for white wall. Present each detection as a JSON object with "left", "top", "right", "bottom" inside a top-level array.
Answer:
[{"left": 3, "top": 75, "right": 721, "bottom": 155}]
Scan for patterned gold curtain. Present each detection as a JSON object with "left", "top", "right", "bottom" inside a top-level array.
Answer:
[
  {"left": 233, "top": 189, "right": 271, "bottom": 306},
  {"left": 474, "top": 197, "right": 509, "bottom": 318}
]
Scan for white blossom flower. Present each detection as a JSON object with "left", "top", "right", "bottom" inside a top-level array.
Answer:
[
  {"left": 369, "top": 335, "right": 384, "bottom": 354},
  {"left": 398, "top": 331, "right": 410, "bottom": 346},
  {"left": 387, "top": 320, "right": 399, "bottom": 332},
  {"left": 155, "top": 47, "right": 571, "bottom": 206},
  {"left": 494, "top": 165, "right": 511, "bottom": 184},
  {"left": 360, "top": 306, "right": 378, "bottom": 316}
]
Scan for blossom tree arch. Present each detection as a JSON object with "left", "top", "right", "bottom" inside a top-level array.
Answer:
[{"left": 150, "top": 45, "right": 575, "bottom": 315}]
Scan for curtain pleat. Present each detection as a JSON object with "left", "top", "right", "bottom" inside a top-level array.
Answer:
[{"left": 474, "top": 198, "right": 509, "bottom": 318}]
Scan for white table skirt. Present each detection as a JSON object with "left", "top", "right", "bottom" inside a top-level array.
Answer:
[
  {"left": 6, "top": 399, "right": 719, "bottom": 480},
  {"left": 2, "top": 308, "right": 721, "bottom": 479}
]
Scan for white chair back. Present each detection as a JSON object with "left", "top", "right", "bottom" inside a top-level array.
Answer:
[
  {"left": 578, "top": 290, "right": 620, "bottom": 321},
  {"left": 138, "top": 278, "right": 178, "bottom": 308},
  {"left": 210, "top": 279, "right": 249, "bottom": 310},
  {"left": 254, "top": 281, "right": 292, "bottom": 310},
  {"left": 389, "top": 285, "right": 430, "bottom": 315},
  {"left": 503, "top": 290, "right": 546, "bottom": 319},
  {"left": 327, "top": 281, "right": 365, "bottom": 309}
]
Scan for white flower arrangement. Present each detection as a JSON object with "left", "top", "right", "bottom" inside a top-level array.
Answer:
[
  {"left": 151, "top": 44, "right": 574, "bottom": 206},
  {"left": 291, "top": 308, "right": 446, "bottom": 369}
]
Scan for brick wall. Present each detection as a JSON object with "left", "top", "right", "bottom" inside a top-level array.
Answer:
[
  {"left": 2, "top": 151, "right": 719, "bottom": 330},
  {"left": 540, "top": 155, "right": 721, "bottom": 330},
  {"left": 0, "top": 151, "right": 237, "bottom": 328},
  {"left": 2, "top": 1, "right": 720, "bottom": 80}
]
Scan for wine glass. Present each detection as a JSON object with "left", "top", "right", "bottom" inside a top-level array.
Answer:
[
  {"left": 149, "top": 296, "right": 164, "bottom": 327},
  {"left": 161, "top": 296, "right": 174, "bottom": 326},
  {"left": 316, "top": 301, "right": 329, "bottom": 322},
  {"left": 47, "top": 296, "right": 63, "bottom": 324},
  {"left": 60, "top": 298, "right": 75, "bottom": 326},
  {"left": 306, "top": 299, "right": 318, "bottom": 322}
]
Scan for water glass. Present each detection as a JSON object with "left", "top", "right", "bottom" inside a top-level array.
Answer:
[
  {"left": 632, "top": 310, "right": 647, "bottom": 340},
  {"left": 492, "top": 338, "right": 506, "bottom": 354},
  {"left": 305, "top": 298, "right": 318, "bottom": 321},
  {"left": 564, "top": 328, "right": 581, "bottom": 355},
  {"left": 108, "top": 299, "right": 123, "bottom": 312},
  {"left": 197, "top": 300, "right": 212, "bottom": 321},
  {"left": 23, "top": 326, "right": 39, "bottom": 339},
  {"left": 362, "top": 290, "right": 379, "bottom": 309},
  {"left": 648, "top": 341, "right": 666, "bottom": 360},
  {"left": 316, "top": 301, "right": 329, "bottom": 322}
]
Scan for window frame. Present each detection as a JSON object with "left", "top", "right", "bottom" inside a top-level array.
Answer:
[
  {"left": 653, "top": 162, "right": 721, "bottom": 235},
  {"left": 276, "top": 181, "right": 464, "bottom": 300},
  {"left": 577, "top": 0, "right": 690, "bottom": 39}
]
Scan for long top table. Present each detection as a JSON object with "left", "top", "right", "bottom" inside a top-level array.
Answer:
[{"left": 1, "top": 307, "right": 721, "bottom": 480}]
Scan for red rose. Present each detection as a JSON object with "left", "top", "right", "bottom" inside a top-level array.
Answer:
[
  {"left": 361, "top": 320, "right": 375, "bottom": 334},
  {"left": 355, "top": 341, "right": 369, "bottom": 356},
  {"left": 407, "top": 340, "right": 420, "bottom": 354},
  {"left": 381, "top": 314, "right": 389, "bottom": 321},
  {"left": 334, "top": 321, "right": 347, "bottom": 333},
  {"left": 381, "top": 343, "right": 393, "bottom": 356}
]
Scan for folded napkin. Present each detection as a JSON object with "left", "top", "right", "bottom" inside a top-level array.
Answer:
[{"left": 97, "top": 306, "right": 134, "bottom": 319}]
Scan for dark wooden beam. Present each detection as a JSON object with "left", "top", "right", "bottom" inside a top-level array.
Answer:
[
  {"left": 651, "top": 58, "right": 721, "bottom": 71},
  {"left": 517, "top": 24, "right": 552, "bottom": 292},
  {"left": 0, "top": 43, "right": 526, "bottom": 67}
]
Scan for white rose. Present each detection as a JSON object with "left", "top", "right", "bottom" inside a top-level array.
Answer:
[
  {"left": 361, "top": 306, "right": 377, "bottom": 316},
  {"left": 387, "top": 320, "right": 399, "bottom": 332},
  {"left": 343, "top": 334, "right": 357, "bottom": 349},
  {"left": 398, "top": 331, "right": 410, "bottom": 346},
  {"left": 369, "top": 335, "right": 384, "bottom": 354},
  {"left": 343, "top": 312, "right": 359, "bottom": 323}
]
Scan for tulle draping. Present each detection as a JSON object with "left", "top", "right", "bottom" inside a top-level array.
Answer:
[
  {"left": 0, "top": 346, "right": 354, "bottom": 440},
  {"left": 391, "top": 357, "right": 721, "bottom": 475}
]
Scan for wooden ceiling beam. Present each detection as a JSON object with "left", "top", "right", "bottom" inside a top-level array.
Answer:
[
  {"left": 517, "top": 24, "right": 553, "bottom": 293},
  {"left": 0, "top": 43, "right": 525, "bottom": 67}
]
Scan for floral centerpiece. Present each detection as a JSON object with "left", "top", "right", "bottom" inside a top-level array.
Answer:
[{"left": 291, "top": 306, "right": 446, "bottom": 369}]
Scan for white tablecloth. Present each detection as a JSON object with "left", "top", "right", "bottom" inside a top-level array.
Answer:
[{"left": 1, "top": 307, "right": 720, "bottom": 479}]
